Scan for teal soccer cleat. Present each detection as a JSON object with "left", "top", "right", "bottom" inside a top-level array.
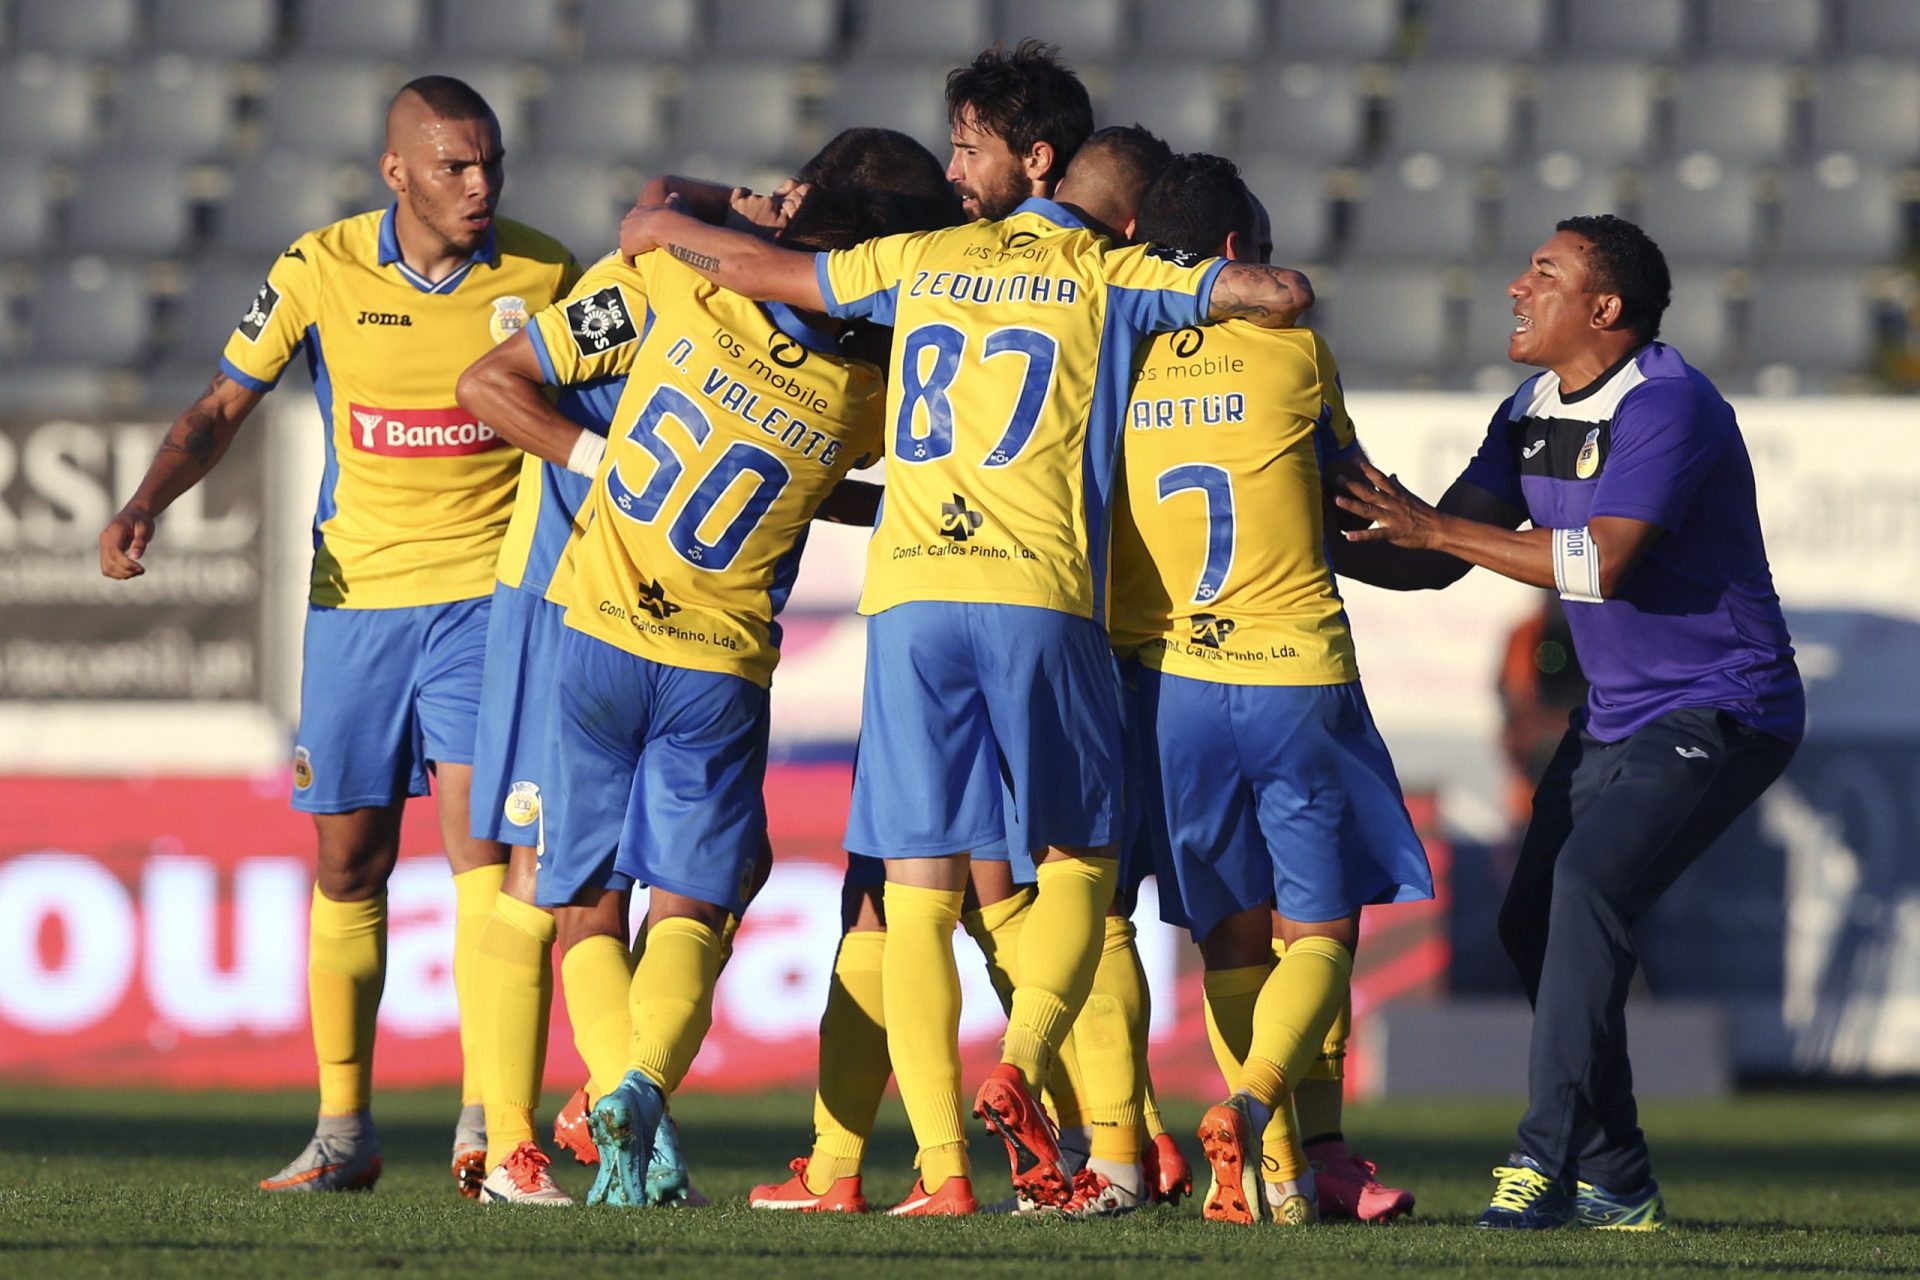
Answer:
[
  {"left": 1576, "top": 1177, "right": 1668, "bottom": 1230},
  {"left": 585, "top": 1070, "right": 666, "bottom": 1207},
  {"left": 1474, "top": 1155, "right": 1576, "bottom": 1229},
  {"left": 646, "top": 1111, "right": 692, "bottom": 1206}
]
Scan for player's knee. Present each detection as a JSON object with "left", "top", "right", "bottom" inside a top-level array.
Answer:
[{"left": 646, "top": 889, "right": 731, "bottom": 932}]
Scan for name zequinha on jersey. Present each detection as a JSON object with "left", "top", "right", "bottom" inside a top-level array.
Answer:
[
  {"left": 661, "top": 331, "right": 852, "bottom": 470},
  {"left": 906, "top": 268, "right": 1081, "bottom": 308}
]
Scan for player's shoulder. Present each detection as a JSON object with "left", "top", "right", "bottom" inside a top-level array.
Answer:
[
  {"left": 294, "top": 208, "right": 385, "bottom": 265},
  {"left": 1616, "top": 343, "right": 1726, "bottom": 426},
  {"left": 492, "top": 216, "right": 579, "bottom": 273}
]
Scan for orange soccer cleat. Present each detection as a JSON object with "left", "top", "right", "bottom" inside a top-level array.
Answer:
[
  {"left": 1143, "top": 1131, "right": 1195, "bottom": 1206},
  {"left": 973, "top": 1063, "right": 1069, "bottom": 1208},
  {"left": 451, "top": 1144, "right": 486, "bottom": 1200},
  {"left": 1197, "top": 1096, "right": 1265, "bottom": 1225},
  {"left": 553, "top": 1084, "right": 599, "bottom": 1166},
  {"left": 748, "top": 1156, "right": 870, "bottom": 1213},
  {"left": 887, "top": 1176, "right": 980, "bottom": 1216}
]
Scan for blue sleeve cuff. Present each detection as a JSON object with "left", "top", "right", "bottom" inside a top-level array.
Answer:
[
  {"left": 814, "top": 252, "right": 847, "bottom": 317},
  {"left": 526, "top": 322, "right": 563, "bottom": 386},
  {"left": 218, "top": 356, "right": 277, "bottom": 394}
]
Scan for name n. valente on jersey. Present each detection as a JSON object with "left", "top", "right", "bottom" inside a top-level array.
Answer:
[{"left": 661, "top": 331, "right": 854, "bottom": 470}]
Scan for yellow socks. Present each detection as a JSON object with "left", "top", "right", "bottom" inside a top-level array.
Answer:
[
  {"left": 477, "top": 892, "right": 555, "bottom": 1167},
  {"left": 309, "top": 887, "right": 386, "bottom": 1117},
  {"left": 882, "top": 881, "right": 968, "bottom": 1189},
  {"left": 1296, "top": 992, "right": 1351, "bottom": 1147},
  {"left": 1239, "top": 937, "right": 1355, "bottom": 1181},
  {"left": 807, "top": 929, "right": 889, "bottom": 1192},
  {"left": 1004, "top": 857, "right": 1118, "bottom": 1091},
  {"left": 560, "top": 934, "right": 633, "bottom": 1100},
  {"left": 1079, "top": 916, "right": 1146, "bottom": 1166},
  {"left": 1201, "top": 964, "right": 1267, "bottom": 1084},
  {"left": 960, "top": 886, "right": 1032, "bottom": 1014},
  {"left": 628, "top": 917, "right": 723, "bottom": 1091},
  {"left": 451, "top": 863, "right": 506, "bottom": 1109}
]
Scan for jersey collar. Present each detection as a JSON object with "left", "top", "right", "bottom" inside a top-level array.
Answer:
[
  {"left": 1009, "top": 196, "right": 1087, "bottom": 231},
  {"left": 376, "top": 203, "right": 499, "bottom": 295},
  {"left": 762, "top": 300, "right": 841, "bottom": 354}
]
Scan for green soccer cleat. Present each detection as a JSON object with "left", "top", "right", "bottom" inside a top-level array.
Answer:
[
  {"left": 585, "top": 1070, "right": 665, "bottom": 1207},
  {"left": 1576, "top": 1177, "right": 1668, "bottom": 1230}
]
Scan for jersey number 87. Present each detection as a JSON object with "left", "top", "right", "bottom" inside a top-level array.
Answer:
[{"left": 894, "top": 323, "right": 1057, "bottom": 467}]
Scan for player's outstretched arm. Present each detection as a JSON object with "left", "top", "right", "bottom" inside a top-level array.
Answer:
[
  {"left": 1206, "top": 263, "right": 1315, "bottom": 329},
  {"left": 814, "top": 477, "right": 883, "bottom": 527},
  {"left": 457, "top": 331, "right": 600, "bottom": 474},
  {"left": 620, "top": 204, "right": 825, "bottom": 311},
  {"left": 98, "top": 371, "right": 263, "bottom": 579}
]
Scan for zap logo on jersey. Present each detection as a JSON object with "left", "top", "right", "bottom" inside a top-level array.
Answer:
[
  {"left": 1190, "top": 614, "right": 1237, "bottom": 648},
  {"left": 348, "top": 404, "right": 508, "bottom": 457},
  {"left": 238, "top": 282, "right": 280, "bottom": 343},
  {"left": 503, "top": 780, "right": 541, "bottom": 827},
  {"left": 565, "top": 286, "right": 639, "bottom": 355},
  {"left": 1576, "top": 426, "right": 1603, "bottom": 479},
  {"left": 489, "top": 295, "right": 528, "bottom": 345}
]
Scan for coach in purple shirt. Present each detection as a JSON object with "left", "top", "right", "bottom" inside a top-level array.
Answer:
[{"left": 1336, "top": 215, "right": 1803, "bottom": 1231}]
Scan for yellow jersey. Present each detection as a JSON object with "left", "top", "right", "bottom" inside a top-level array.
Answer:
[
  {"left": 817, "top": 198, "right": 1224, "bottom": 620},
  {"left": 220, "top": 205, "right": 578, "bottom": 609},
  {"left": 1109, "top": 322, "right": 1361, "bottom": 686},
  {"left": 530, "top": 252, "right": 885, "bottom": 687}
]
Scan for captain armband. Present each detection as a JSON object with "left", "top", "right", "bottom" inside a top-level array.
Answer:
[
  {"left": 1552, "top": 526, "right": 1603, "bottom": 603},
  {"left": 564, "top": 430, "right": 607, "bottom": 477}
]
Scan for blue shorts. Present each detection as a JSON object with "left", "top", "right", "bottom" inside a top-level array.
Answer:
[
  {"left": 292, "top": 597, "right": 490, "bottom": 814},
  {"left": 846, "top": 602, "right": 1122, "bottom": 858},
  {"left": 470, "top": 583, "right": 566, "bottom": 846},
  {"left": 538, "top": 626, "right": 769, "bottom": 912},
  {"left": 1124, "top": 663, "right": 1433, "bottom": 940}
]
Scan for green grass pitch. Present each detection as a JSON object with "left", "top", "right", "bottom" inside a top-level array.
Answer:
[{"left": 3, "top": 1086, "right": 1916, "bottom": 1278}]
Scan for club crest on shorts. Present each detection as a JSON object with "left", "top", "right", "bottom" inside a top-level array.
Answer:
[
  {"left": 1575, "top": 426, "right": 1602, "bottom": 479},
  {"left": 503, "top": 780, "right": 542, "bottom": 827},
  {"left": 489, "top": 295, "right": 528, "bottom": 345},
  {"left": 292, "top": 746, "right": 314, "bottom": 790}
]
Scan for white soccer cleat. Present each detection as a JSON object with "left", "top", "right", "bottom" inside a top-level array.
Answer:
[
  {"left": 480, "top": 1142, "right": 575, "bottom": 1206},
  {"left": 259, "top": 1133, "right": 382, "bottom": 1193},
  {"left": 1057, "top": 1162, "right": 1149, "bottom": 1218}
]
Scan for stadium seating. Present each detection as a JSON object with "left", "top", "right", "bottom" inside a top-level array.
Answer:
[
  {"left": 1839, "top": 0, "right": 1920, "bottom": 55},
  {"left": 1668, "top": 64, "right": 1795, "bottom": 164},
  {"left": 260, "top": 63, "right": 392, "bottom": 161},
  {"left": 499, "top": 155, "right": 635, "bottom": 262},
  {"left": 1747, "top": 271, "right": 1876, "bottom": 381},
  {"left": 1529, "top": 64, "right": 1658, "bottom": 163},
  {"left": 1560, "top": 0, "right": 1688, "bottom": 60},
  {"left": 852, "top": 0, "right": 991, "bottom": 59},
  {"left": 1245, "top": 62, "right": 1367, "bottom": 163},
  {"left": 710, "top": 0, "right": 841, "bottom": 60},
  {"left": 1700, "top": 0, "right": 1826, "bottom": 58},
  {"left": 108, "top": 59, "right": 240, "bottom": 159},
  {"left": 294, "top": 0, "right": 429, "bottom": 58},
  {"left": 1386, "top": 63, "right": 1518, "bottom": 161},
  {"left": 1099, "top": 64, "right": 1230, "bottom": 153},
  {"left": 437, "top": 0, "right": 566, "bottom": 60},
  {"left": 14, "top": 0, "right": 140, "bottom": 58},
  {"left": 0, "top": 156, "right": 52, "bottom": 256},
  {"left": 1493, "top": 158, "right": 1624, "bottom": 259},
  {"left": 824, "top": 65, "right": 956, "bottom": 155},
  {"left": 537, "top": 65, "right": 669, "bottom": 161},
  {"left": 1001, "top": 0, "right": 1126, "bottom": 61},
  {"left": 1320, "top": 265, "right": 1454, "bottom": 381},
  {"left": 1810, "top": 61, "right": 1920, "bottom": 161},
  {"left": 1773, "top": 159, "right": 1903, "bottom": 263},
  {"left": 1349, "top": 158, "right": 1482, "bottom": 261},
  {"left": 27, "top": 259, "right": 152, "bottom": 365},
  {"left": 575, "top": 0, "right": 702, "bottom": 61},
  {"left": 1269, "top": 0, "right": 1402, "bottom": 61},
  {"left": 1638, "top": 160, "right": 1761, "bottom": 263},
  {"left": 1238, "top": 155, "right": 1334, "bottom": 263},
  {"left": 150, "top": 0, "right": 279, "bottom": 59},
  {"left": 1418, "top": 0, "right": 1553, "bottom": 60},
  {"left": 214, "top": 156, "right": 351, "bottom": 258},
  {"left": 66, "top": 158, "right": 195, "bottom": 256},
  {"left": 0, "top": 60, "right": 99, "bottom": 157},
  {"left": 1134, "top": 0, "right": 1264, "bottom": 61}
]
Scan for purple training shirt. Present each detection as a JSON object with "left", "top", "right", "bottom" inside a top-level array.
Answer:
[{"left": 1460, "top": 343, "right": 1805, "bottom": 744}]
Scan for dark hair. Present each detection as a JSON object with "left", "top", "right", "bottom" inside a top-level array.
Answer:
[
  {"left": 1135, "top": 153, "right": 1255, "bottom": 258},
  {"left": 1078, "top": 123, "right": 1175, "bottom": 194},
  {"left": 394, "top": 74, "right": 495, "bottom": 123},
  {"left": 797, "top": 127, "right": 964, "bottom": 224},
  {"left": 1555, "top": 214, "right": 1672, "bottom": 341},
  {"left": 779, "top": 185, "right": 957, "bottom": 252},
  {"left": 945, "top": 39, "right": 1093, "bottom": 184}
]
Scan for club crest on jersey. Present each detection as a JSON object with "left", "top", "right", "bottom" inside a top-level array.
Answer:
[
  {"left": 503, "top": 780, "right": 541, "bottom": 827},
  {"left": 292, "top": 746, "right": 314, "bottom": 790},
  {"left": 1145, "top": 244, "right": 1203, "bottom": 268},
  {"left": 489, "top": 295, "right": 528, "bottom": 345},
  {"left": 1191, "top": 614, "right": 1237, "bottom": 648},
  {"left": 1575, "top": 426, "right": 1602, "bottom": 479},
  {"left": 565, "top": 285, "right": 638, "bottom": 355},
  {"left": 238, "top": 281, "right": 280, "bottom": 342}
]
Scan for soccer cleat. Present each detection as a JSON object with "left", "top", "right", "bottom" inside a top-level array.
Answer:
[
  {"left": 1264, "top": 1173, "right": 1319, "bottom": 1226},
  {"left": 480, "top": 1142, "right": 574, "bottom": 1206},
  {"left": 1475, "top": 1155, "right": 1576, "bottom": 1230},
  {"left": 1308, "top": 1144, "right": 1415, "bottom": 1223},
  {"left": 259, "top": 1133, "right": 383, "bottom": 1194},
  {"left": 645, "top": 1111, "right": 692, "bottom": 1206},
  {"left": 585, "top": 1070, "right": 666, "bottom": 1207},
  {"left": 554, "top": 1085, "right": 599, "bottom": 1166},
  {"left": 973, "top": 1063, "right": 1069, "bottom": 1208},
  {"left": 749, "top": 1156, "right": 870, "bottom": 1213},
  {"left": 887, "top": 1176, "right": 980, "bottom": 1216},
  {"left": 1144, "top": 1131, "right": 1195, "bottom": 1206},
  {"left": 1056, "top": 1164, "right": 1147, "bottom": 1218},
  {"left": 1576, "top": 1177, "right": 1668, "bottom": 1231},
  {"left": 452, "top": 1104, "right": 486, "bottom": 1199},
  {"left": 1196, "top": 1095, "right": 1266, "bottom": 1225}
]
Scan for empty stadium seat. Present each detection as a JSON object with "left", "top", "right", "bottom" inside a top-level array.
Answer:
[
  {"left": 417, "top": 61, "right": 529, "bottom": 149},
  {"left": 1668, "top": 64, "right": 1793, "bottom": 164},
  {"left": 437, "top": 0, "right": 564, "bottom": 59},
  {"left": 1136, "top": 0, "right": 1265, "bottom": 60},
  {"left": 0, "top": 60, "right": 98, "bottom": 156},
  {"left": 1269, "top": 0, "right": 1402, "bottom": 61},
  {"left": 0, "top": 156, "right": 52, "bottom": 256},
  {"left": 1386, "top": 63, "right": 1517, "bottom": 161},
  {"left": 1242, "top": 62, "right": 1366, "bottom": 163},
  {"left": 1319, "top": 265, "right": 1453, "bottom": 378},
  {"left": 151, "top": 0, "right": 280, "bottom": 58},
  {"left": 499, "top": 156, "right": 634, "bottom": 262},
  {"left": 1530, "top": 63, "right": 1656, "bottom": 163},
  {"left": 1811, "top": 61, "right": 1920, "bottom": 161},
  {"left": 710, "top": 0, "right": 841, "bottom": 60},
  {"left": 294, "top": 0, "right": 427, "bottom": 57},
  {"left": 1001, "top": 0, "right": 1126, "bottom": 62},
  {"left": 576, "top": 0, "right": 702, "bottom": 61},
  {"left": 109, "top": 59, "right": 239, "bottom": 159},
  {"left": 1237, "top": 155, "right": 1335, "bottom": 262},
  {"left": 1747, "top": 271, "right": 1873, "bottom": 375},
  {"left": 1657, "top": 268, "right": 1733, "bottom": 373},
  {"left": 852, "top": 0, "right": 989, "bottom": 59},
  {"left": 1773, "top": 158, "right": 1903, "bottom": 262},
  {"left": 14, "top": 0, "right": 138, "bottom": 58},
  {"left": 67, "top": 158, "right": 196, "bottom": 256},
  {"left": 260, "top": 63, "right": 392, "bottom": 161},
  {"left": 676, "top": 65, "right": 807, "bottom": 165},
  {"left": 1349, "top": 157, "right": 1481, "bottom": 260},
  {"left": 1638, "top": 159, "right": 1759, "bottom": 261},
  {"left": 1562, "top": 0, "right": 1687, "bottom": 60},
  {"left": 28, "top": 260, "right": 152, "bottom": 364},
  {"left": 1493, "top": 157, "right": 1623, "bottom": 259},
  {"left": 215, "top": 156, "right": 350, "bottom": 257},
  {"left": 1700, "top": 0, "right": 1825, "bottom": 58},
  {"left": 1461, "top": 263, "right": 1522, "bottom": 366},
  {"left": 823, "top": 65, "right": 953, "bottom": 155},
  {"left": 538, "top": 65, "right": 669, "bottom": 160},
  {"left": 1839, "top": 0, "right": 1920, "bottom": 56},
  {"left": 167, "top": 260, "right": 277, "bottom": 368},
  {"left": 1099, "top": 64, "right": 1228, "bottom": 152},
  {"left": 1419, "top": 0, "right": 1552, "bottom": 59}
]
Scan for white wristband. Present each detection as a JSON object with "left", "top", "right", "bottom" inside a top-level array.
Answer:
[
  {"left": 1552, "top": 526, "right": 1603, "bottom": 603},
  {"left": 564, "top": 430, "right": 607, "bottom": 477}
]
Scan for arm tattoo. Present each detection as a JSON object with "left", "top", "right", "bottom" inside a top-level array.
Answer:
[
  {"left": 158, "top": 373, "right": 233, "bottom": 467},
  {"left": 1213, "top": 264, "right": 1302, "bottom": 323},
  {"left": 668, "top": 242, "right": 721, "bottom": 274}
]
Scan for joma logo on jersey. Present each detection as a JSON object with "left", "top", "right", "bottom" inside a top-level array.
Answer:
[
  {"left": 636, "top": 578, "right": 680, "bottom": 621},
  {"left": 348, "top": 404, "right": 507, "bottom": 457},
  {"left": 939, "top": 494, "right": 984, "bottom": 541},
  {"left": 1191, "top": 614, "right": 1237, "bottom": 648},
  {"left": 356, "top": 310, "right": 413, "bottom": 326}
]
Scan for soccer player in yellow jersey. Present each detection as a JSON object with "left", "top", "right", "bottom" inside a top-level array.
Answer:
[
  {"left": 621, "top": 125, "right": 1315, "bottom": 1216},
  {"left": 1107, "top": 155, "right": 1433, "bottom": 1226},
  {"left": 97, "top": 77, "right": 579, "bottom": 1196}
]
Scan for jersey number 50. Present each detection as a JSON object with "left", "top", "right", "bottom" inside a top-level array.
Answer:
[
  {"left": 894, "top": 323, "right": 1057, "bottom": 467},
  {"left": 605, "top": 383, "right": 791, "bottom": 570}
]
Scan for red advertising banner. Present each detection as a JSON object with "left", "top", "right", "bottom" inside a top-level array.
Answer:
[{"left": 0, "top": 772, "right": 1448, "bottom": 1097}]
